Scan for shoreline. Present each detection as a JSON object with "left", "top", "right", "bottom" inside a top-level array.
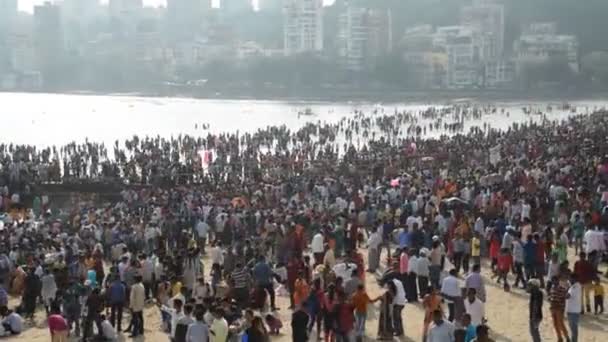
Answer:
[{"left": 3, "top": 87, "right": 608, "bottom": 103}]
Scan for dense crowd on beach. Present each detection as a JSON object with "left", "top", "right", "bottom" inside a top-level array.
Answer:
[{"left": 0, "top": 102, "right": 606, "bottom": 342}]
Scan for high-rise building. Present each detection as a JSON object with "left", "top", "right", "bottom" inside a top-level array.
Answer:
[
  {"left": 34, "top": 3, "right": 64, "bottom": 51},
  {"left": 514, "top": 22, "right": 579, "bottom": 73},
  {"left": 0, "top": 0, "right": 18, "bottom": 36},
  {"left": 109, "top": 0, "right": 143, "bottom": 18},
  {"left": 166, "top": 0, "right": 211, "bottom": 40},
  {"left": 400, "top": 25, "right": 446, "bottom": 88},
  {"left": 61, "top": 0, "right": 100, "bottom": 51},
  {"left": 221, "top": 0, "right": 253, "bottom": 15},
  {"left": 258, "top": 0, "right": 282, "bottom": 12},
  {"left": 337, "top": 6, "right": 392, "bottom": 71},
  {"left": 62, "top": 0, "right": 99, "bottom": 19},
  {"left": 34, "top": 2, "right": 64, "bottom": 84},
  {"left": 108, "top": 0, "right": 143, "bottom": 37},
  {"left": 433, "top": 26, "right": 479, "bottom": 88},
  {"left": 283, "top": 0, "right": 323, "bottom": 56},
  {"left": 460, "top": 0, "right": 504, "bottom": 60}
]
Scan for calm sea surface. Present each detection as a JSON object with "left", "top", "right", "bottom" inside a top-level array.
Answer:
[{"left": 2, "top": 92, "right": 608, "bottom": 148}]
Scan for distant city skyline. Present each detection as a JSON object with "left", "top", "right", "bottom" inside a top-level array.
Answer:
[{"left": 18, "top": 0, "right": 336, "bottom": 12}]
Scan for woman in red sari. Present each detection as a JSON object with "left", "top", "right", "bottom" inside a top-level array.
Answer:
[{"left": 489, "top": 229, "right": 501, "bottom": 275}]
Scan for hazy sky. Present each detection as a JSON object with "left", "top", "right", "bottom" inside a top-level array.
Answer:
[
  {"left": 18, "top": 0, "right": 210, "bottom": 12},
  {"left": 18, "top": 0, "right": 335, "bottom": 13}
]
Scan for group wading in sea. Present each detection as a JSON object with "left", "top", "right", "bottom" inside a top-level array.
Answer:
[{"left": 0, "top": 102, "right": 605, "bottom": 342}]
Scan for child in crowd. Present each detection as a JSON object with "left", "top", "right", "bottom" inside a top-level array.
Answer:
[
  {"left": 265, "top": 313, "right": 283, "bottom": 335},
  {"left": 593, "top": 277, "right": 604, "bottom": 314},
  {"left": 100, "top": 314, "right": 118, "bottom": 341},
  {"left": 497, "top": 248, "right": 512, "bottom": 291},
  {"left": 462, "top": 313, "right": 476, "bottom": 342},
  {"left": 210, "top": 263, "right": 222, "bottom": 296},
  {"left": 471, "top": 233, "right": 481, "bottom": 267}
]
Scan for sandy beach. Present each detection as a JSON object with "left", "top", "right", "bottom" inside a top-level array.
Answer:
[{"left": 7, "top": 244, "right": 607, "bottom": 342}]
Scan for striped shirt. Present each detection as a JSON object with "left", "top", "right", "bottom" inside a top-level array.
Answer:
[
  {"left": 550, "top": 284, "right": 568, "bottom": 310},
  {"left": 230, "top": 268, "right": 250, "bottom": 289}
]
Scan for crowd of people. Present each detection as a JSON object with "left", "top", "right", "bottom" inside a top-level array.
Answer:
[{"left": 0, "top": 102, "right": 605, "bottom": 342}]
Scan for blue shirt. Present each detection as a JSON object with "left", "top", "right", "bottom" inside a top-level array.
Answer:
[
  {"left": 495, "top": 218, "right": 506, "bottom": 237},
  {"left": 465, "top": 324, "right": 476, "bottom": 342},
  {"left": 523, "top": 241, "right": 537, "bottom": 265},
  {"left": 399, "top": 231, "right": 411, "bottom": 249},
  {"left": 253, "top": 262, "right": 272, "bottom": 286},
  {"left": 108, "top": 281, "right": 126, "bottom": 304},
  {"left": 383, "top": 223, "right": 394, "bottom": 239}
]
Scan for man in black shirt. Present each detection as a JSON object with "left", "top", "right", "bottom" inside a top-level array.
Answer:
[
  {"left": 291, "top": 304, "right": 310, "bottom": 342},
  {"left": 528, "top": 279, "right": 543, "bottom": 342},
  {"left": 83, "top": 287, "right": 104, "bottom": 341}
]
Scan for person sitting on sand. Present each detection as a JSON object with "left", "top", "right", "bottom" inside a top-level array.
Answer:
[{"left": 0, "top": 306, "right": 23, "bottom": 336}]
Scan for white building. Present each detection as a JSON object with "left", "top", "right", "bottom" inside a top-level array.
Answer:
[
  {"left": 433, "top": 26, "right": 479, "bottom": 88},
  {"left": 337, "top": 7, "right": 392, "bottom": 71},
  {"left": 109, "top": 0, "right": 143, "bottom": 17},
  {"left": 221, "top": 0, "right": 253, "bottom": 15},
  {"left": 0, "top": 0, "right": 18, "bottom": 35},
  {"left": 514, "top": 23, "right": 579, "bottom": 73},
  {"left": 461, "top": 0, "right": 504, "bottom": 60},
  {"left": 60, "top": 0, "right": 101, "bottom": 52},
  {"left": 401, "top": 25, "right": 445, "bottom": 88},
  {"left": 484, "top": 59, "right": 514, "bottom": 88},
  {"left": 7, "top": 33, "right": 37, "bottom": 72},
  {"left": 283, "top": 0, "right": 323, "bottom": 56},
  {"left": 337, "top": 7, "right": 367, "bottom": 71},
  {"left": 258, "top": 0, "right": 282, "bottom": 12},
  {"left": 446, "top": 36, "right": 478, "bottom": 88}
]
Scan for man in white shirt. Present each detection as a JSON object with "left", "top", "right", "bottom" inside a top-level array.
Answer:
[
  {"left": 140, "top": 254, "right": 155, "bottom": 301},
  {"left": 464, "top": 288, "right": 485, "bottom": 327},
  {"left": 129, "top": 276, "right": 146, "bottom": 337},
  {"left": 195, "top": 219, "right": 209, "bottom": 253},
  {"left": 407, "top": 252, "right": 419, "bottom": 302},
  {"left": 435, "top": 214, "right": 448, "bottom": 234},
  {"left": 161, "top": 298, "right": 185, "bottom": 340},
  {"left": 186, "top": 309, "right": 209, "bottom": 342},
  {"left": 332, "top": 261, "right": 357, "bottom": 283},
  {"left": 209, "top": 309, "right": 228, "bottom": 342},
  {"left": 210, "top": 242, "right": 224, "bottom": 266},
  {"left": 584, "top": 226, "right": 606, "bottom": 269},
  {"left": 521, "top": 200, "right": 531, "bottom": 221},
  {"left": 406, "top": 214, "right": 423, "bottom": 231},
  {"left": 145, "top": 225, "right": 159, "bottom": 254},
  {"left": 311, "top": 232, "right": 325, "bottom": 266},
  {"left": 392, "top": 278, "right": 406, "bottom": 336},
  {"left": 427, "top": 309, "right": 455, "bottom": 342},
  {"left": 474, "top": 217, "right": 484, "bottom": 235},
  {"left": 441, "top": 269, "right": 461, "bottom": 322},
  {"left": 367, "top": 227, "right": 382, "bottom": 272},
  {"left": 118, "top": 256, "right": 129, "bottom": 282},
  {"left": 566, "top": 274, "right": 582, "bottom": 342}
]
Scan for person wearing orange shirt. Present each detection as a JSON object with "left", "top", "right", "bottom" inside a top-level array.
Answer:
[
  {"left": 293, "top": 271, "right": 310, "bottom": 307},
  {"left": 422, "top": 287, "right": 443, "bottom": 339},
  {"left": 351, "top": 284, "right": 380, "bottom": 340}
]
